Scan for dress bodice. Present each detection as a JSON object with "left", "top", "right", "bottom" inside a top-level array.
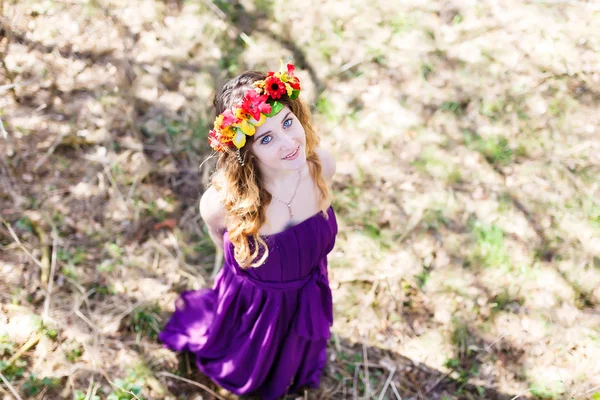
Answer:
[{"left": 222, "top": 206, "right": 338, "bottom": 283}]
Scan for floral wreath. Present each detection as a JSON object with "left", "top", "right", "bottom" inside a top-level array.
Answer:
[{"left": 208, "top": 61, "right": 301, "bottom": 155}]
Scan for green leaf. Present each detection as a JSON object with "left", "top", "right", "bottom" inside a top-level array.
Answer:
[
  {"left": 265, "top": 101, "right": 283, "bottom": 117},
  {"left": 290, "top": 89, "right": 300, "bottom": 99}
]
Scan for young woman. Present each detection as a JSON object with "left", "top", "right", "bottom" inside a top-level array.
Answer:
[{"left": 159, "top": 62, "right": 338, "bottom": 399}]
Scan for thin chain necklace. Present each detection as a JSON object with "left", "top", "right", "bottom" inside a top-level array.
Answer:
[{"left": 270, "top": 169, "right": 302, "bottom": 225}]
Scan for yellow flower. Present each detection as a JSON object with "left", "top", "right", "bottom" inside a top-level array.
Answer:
[
  {"left": 249, "top": 114, "right": 266, "bottom": 126},
  {"left": 284, "top": 82, "right": 293, "bottom": 96},
  {"left": 233, "top": 129, "right": 246, "bottom": 148},
  {"left": 214, "top": 115, "right": 224, "bottom": 130},
  {"left": 234, "top": 119, "right": 255, "bottom": 136}
]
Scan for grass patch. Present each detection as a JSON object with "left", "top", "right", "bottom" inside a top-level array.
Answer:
[
  {"left": 467, "top": 219, "right": 510, "bottom": 269},
  {"left": 412, "top": 146, "right": 462, "bottom": 183},
  {"left": 22, "top": 375, "right": 60, "bottom": 397},
  {"left": 129, "top": 304, "right": 162, "bottom": 340},
  {"left": 462, "top": 129, "right": 514, "bottom": 166}
]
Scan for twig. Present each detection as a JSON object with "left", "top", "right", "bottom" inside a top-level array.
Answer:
[
  {"left": 391, "top": 382, "right": 402, "bottom": 400},
  {"left": 484, "top": 335, "right": 505, "bottom": 352},
  {"left": 157, "top": 371, "right": 226, "bottom": 400},
  {"left": 1, "top": 219, "right": 44, "bottom": 268},
  {"left": 107, "top": 380, "right": 141, "bottom": 400},
  {"left": 5, "top": 335, "right": 40, "bottom": 368},
  {"left": 33, "top": 133, "right": 64, "bottom": 172},
  {"left": 0, "top": 80, "right": 35, "bottom": 94},
  {"left": 337, "top": 359, "right": 387, "bottom": 369},
  {"left": 510, "top": 388, "right": 532, "bottom": 400},
  {"left": 0, "top": 116, "right": 7, "bottom": 139},
  {"left": 377, "top": 367, "right": 397, "bottom": 400},
  {"left": 101, "top": 161, "right": 127, "bottom": 205},
  {"left": 84, "top": 376, "right": 95, "bottom": 400},
  {"left": 397, "top": 206, "right": 424, "bottom": 243},
  {"left": 42, "top": 224, "right": 58, "bottom": 322},
  {"left": 353, "top": 361, "right": 359, "bottom": 400},
  {"left": 31, "top": 220, "right": 51, "bottom": 288},
  {"left": 0, "top": 20, "right": 17, "bottom": 102},
  {"left": 580, "top": 384, "right": 600, "bottom": 397},
  {"left": 423, "top": 371, "right": 451, "bottom": 396},
  {"left": 0, "top": 371, "right": 24, "bottom": 400},
  {"left": 363, "top": 342, "right": 371, "bottom": 398},
  {"left": 75, "top": 308, "right": 99, "bottom": 333},
  {"left": 406, "top": 372, "right": 425, "bottom": 400},
  {"left": 331, "top": 331, "right": 342, "bottom": 360}
]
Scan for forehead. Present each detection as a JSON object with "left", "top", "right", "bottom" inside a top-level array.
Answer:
[{"left": 255, "top": 106, "right": 292, "bottom": 133}]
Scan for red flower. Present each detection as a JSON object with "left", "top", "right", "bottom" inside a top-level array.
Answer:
[
  {"left": 287, "top": 63, "right": 295, "bottom": 74},
  {"left": 221, "top": 109, "right": 238, "bottom": 127},
  {"left": 240, "top": 90, "right": 272, "bottom": 120},
  {"left": 208, "top": 130, "right": 223, "bottom": 151},
  {"left": 264, "top": 75, "right": 287, "bottom": 99},
  {"left": 208, "top": 129, "right": 232, "bottom": 152},
  {"left": 288, "top": 77, "right": 301, "bottom": 90}
]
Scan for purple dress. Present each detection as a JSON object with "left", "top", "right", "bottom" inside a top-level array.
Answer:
[{"left": 159, "top": 206, "right": 338, "bottom": 399}]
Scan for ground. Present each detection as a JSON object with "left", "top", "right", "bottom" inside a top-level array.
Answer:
[{"left": 1, "top": 0, "right": 600, "bottom": 399}]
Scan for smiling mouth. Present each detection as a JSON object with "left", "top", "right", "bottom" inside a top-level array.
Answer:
[{"left": 282, "top": 146, "right": 300, "bottom": 159}]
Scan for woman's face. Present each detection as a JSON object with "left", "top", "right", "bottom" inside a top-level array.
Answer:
[{"left": 250, "top": 106, "right": 307, "bottom": 171}]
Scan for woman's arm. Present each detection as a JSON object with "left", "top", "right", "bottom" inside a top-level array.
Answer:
[{"left": 199, "top": 186, "right": 227, "bottom": 250}]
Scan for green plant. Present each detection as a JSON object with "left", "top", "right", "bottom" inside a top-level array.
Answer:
[
  {"left": 65, "top": 344, "right": 84, "bottom": 363},
  {"left": 107, "top": 375, "right": 144, "bottom": 400},
  {"left": 441, "top": 100, "right": 463, "bottom": 115},
  {"left": 130, "top": 304, "right": 161, "bottom": 340},
  {"left": 421, "top": 62, "right": 434, "bottom": 80},
  {"left": 0, "top": 335, "right": 15, "bottom": 356},
  {"left": 22, "top": 375, "right": 60, "bottom": 397},
  {"left": 0, "top": 359, "right": 26, "bottom": 381},
  {"left": 470, "top": 220, "right": 510, "bottom": 269},
  {"left": 74, "top": 390, "right": 101, "bottom": 400},
  {"left": 58, "top": 248, "right": 86, "bottom": 265},
  {"left": 477, "top": 137, "right": 513, "bottom": 165},
  {"left": 461, "top": 129, "right": 514, "bottom": 166}
]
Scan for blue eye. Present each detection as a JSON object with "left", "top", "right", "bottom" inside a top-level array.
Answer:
[
  {"left": 283, "top": 118, "right": 293, "bottom": 128},
  {"left": 261, "top": 135, "right": 272, "bottom": 145}
]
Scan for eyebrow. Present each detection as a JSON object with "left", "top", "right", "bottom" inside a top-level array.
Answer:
[{"left": 254, "top": 112, "right": 292, "bottom": 142}]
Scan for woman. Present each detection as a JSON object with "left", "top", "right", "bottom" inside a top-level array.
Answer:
[{"left": 159, "top": 62, "right": 338, "bottom": 399}]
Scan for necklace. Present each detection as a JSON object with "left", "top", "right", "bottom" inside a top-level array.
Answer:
[{"left": 269, "top": 170, "right": 302, "bottom": 224}]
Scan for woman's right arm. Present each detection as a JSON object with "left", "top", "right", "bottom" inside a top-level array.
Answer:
[{"left": 199, "top": 186, "right": 227, "bottom": 250}]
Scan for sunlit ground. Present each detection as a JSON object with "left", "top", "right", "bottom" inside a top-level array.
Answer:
[{"left": 1, "top": 0, "right": 599, "bottom": 398}]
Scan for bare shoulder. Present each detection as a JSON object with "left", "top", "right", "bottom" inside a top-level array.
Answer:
[
  {"left": 199, "top": 185, "right": 227, "bottom": 231},
  {"left": 314, "top": 147, "right": 336, "bottom": 181}
]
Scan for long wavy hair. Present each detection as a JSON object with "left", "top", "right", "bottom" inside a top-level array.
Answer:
[{"left": 210, "top": 70, "right": 332, "bottom": 268}]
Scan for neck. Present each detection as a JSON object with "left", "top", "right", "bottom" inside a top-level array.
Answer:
[{"left": 258, "top": 161, "right": 307, "bottom": 191}]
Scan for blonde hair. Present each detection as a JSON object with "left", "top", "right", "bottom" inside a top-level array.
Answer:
[{"left": 210, "top": 71, "right": 332, "bottom": 268}]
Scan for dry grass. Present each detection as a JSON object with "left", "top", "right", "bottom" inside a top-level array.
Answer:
[{"left": 1, "top": 0, "right": 600, "bottom": 399}]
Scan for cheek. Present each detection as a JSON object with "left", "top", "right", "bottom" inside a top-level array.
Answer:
[
  {"left": 293, "top": 125, "right": 306, "bottom": 142},
  {"left": 253, "top": 144, "right": 280, "bottom": 163}
]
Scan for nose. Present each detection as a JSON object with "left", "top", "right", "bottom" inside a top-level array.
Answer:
[{"left": 279, "top": 130, "right": 296, "bottom": 150}]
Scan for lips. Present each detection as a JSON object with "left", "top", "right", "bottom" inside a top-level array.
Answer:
[{"left": 282, "top": 146, "right": 300, "bottom": 160}]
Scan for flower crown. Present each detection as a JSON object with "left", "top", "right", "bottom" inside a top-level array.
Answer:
[{"left": 208, "top": 61, "right": 301, "bottom": 153}]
